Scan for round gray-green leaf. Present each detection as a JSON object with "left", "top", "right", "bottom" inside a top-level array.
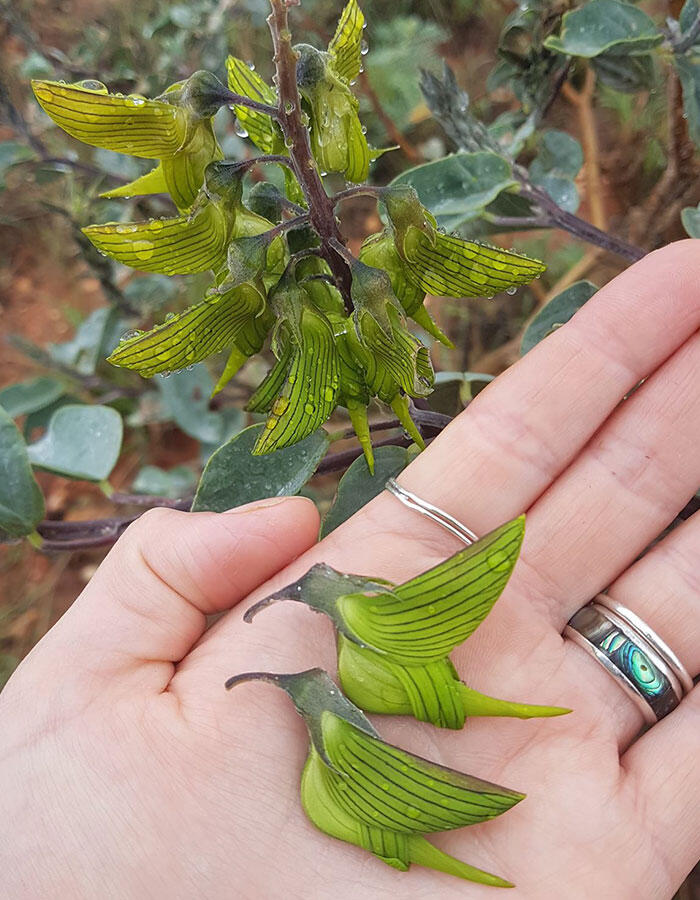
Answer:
[
  {"left": 0, "top": 376, "right": 65, "bottom": 418},
  {"left": 192, "top": 424, "right": 329, "bottom": 513},
  {"left": 521, "top": 281, "right": 598, "bottom": 355},
  {"left": 390, "top": 151, "right": 517, "bottom": 230},
  {"left": 132, "top": 465, "right": 196, "bottom": 499},
  {"left": 544, "top": 0, "right": 663, "bottom": 58},
  {"left": 320, "top": 446, "right": 412, "bottom": 538},
  {"left": 0, "top": 405, "right": 45, "bottom": 539},
  {"left": 27, "top": 404, "right": 123, "bottom": 481}
]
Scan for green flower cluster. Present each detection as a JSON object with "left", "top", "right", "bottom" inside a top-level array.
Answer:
[{"left": 31, "top": 0, "right": 545, "bottom": 468}]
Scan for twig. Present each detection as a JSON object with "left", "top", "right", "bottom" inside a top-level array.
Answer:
[
  {"left": 331, "top": 185, "right": 384, "bottom": 205},
  {"left": 222, "top": 89, "right": 280, "bottom": 118},
  {"left": 562, "top": 68, "right": 606, "bottom": 230},
  {"left": 267, "top": 0, "right": 352, "bottom": 304}
]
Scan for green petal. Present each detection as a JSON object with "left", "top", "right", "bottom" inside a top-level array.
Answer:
[
  {"left": 108, "top": 282, "right": 266, "bottom": 376},
  {"left": 400, "top": 227, "right": 546, "bottom": 298},
  {"left": 340, "top": 516, "right": 525, "bottom": 664},
  {"left": 254, "top": 307, "right": 340, "bottom": 454},
  {"left": 82, "top": 203, "right": 227, "bottom": 275},
  {"left": 99, "top": 162, "right": 169, "bottom": 199},
  {"left": 162, "top": 120, "right": 223, "bottom": 209},
  {"left": 328, "top": 0, "right": 365, "bottom": 84},
  {"left": 346, "top": 399, "right": 374, "bottom": 474},
  {"left": 211, "top": 346, "right": 249, "bottom": 396},
  {"left": 349, "top": 308, "right": 434, "bottom": 401},
  {"left": 225, "top": 56, "right": 281, "bottom": 154},
  {"left": 31, "top": 79, "right": 186, "bottom": 158},
  {"left": 323, "top": 711, "right": 524, "bottom": 832},
  {"left": 246, "top": 345, "right": 294, "bottom": 413}
]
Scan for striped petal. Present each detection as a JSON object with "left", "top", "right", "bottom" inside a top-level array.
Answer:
[
  {"left": 401, "top": 227, "right": 547, "bottom": 298},
  {"left": 339, "top": 516, "right": 525, "bottom": 664},
  {"left": 108, "top": 282, "right": 266, "bottom": 377},
  {"left": 225, "top": 56, "right": 281, "bottom": 154},
  {"left": 253, "top": 306, "right": 340, "bottom": 454},
  {"left": 82, "top": 203, "right": 227, "bottom": 275},
  {"left": 328, "top": 0, "right": 365, "bottom": 84},
  {"left": 323, "top": 712, "right": 524, "bottom": 833},
  {"left": 31, "top": 79, "right": 186, "bottom": 159}
]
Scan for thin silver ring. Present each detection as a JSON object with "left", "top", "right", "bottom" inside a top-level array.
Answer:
[
  {"left": 384, "top": 478, "right": 478, "bottom": 545},
  {"left": 384, "top": 478, "right": 693, "bottom": 723}
]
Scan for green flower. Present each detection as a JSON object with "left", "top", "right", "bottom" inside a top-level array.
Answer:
[
  {"left": 226, "top": 667, "right": 523, "bottom": 887},
  {"left": 82, "top": 161, "right": 276, "bottom": 276},
  {"left": 246, "top": 264, "right": 340, "bottom": 455},
  {"left": 107, "top": 233, "right": 278, "bottom": 389},
  {"left": 32, "top": 71, "right": 226, "bottom": 209},
  {"left": 382, "top": 184, "right": 547, "bottom": 298},
  {"left": 359, "top": 230, "right": 453, "bottom": 347},
  {"left": 246, "top": 516, "right": 570, "bottom": 729}
]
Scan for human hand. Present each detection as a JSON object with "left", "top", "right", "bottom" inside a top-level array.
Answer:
[{"left": 1, "top": 241, "right": 699, "bottom": 899}]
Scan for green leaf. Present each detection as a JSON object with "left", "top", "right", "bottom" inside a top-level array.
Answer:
[
  {"left": 26, "top": 404, "right": 123, "bottom": 481},
  {"left": 320, "top": 446, "right": 411, "bottom": 538},
  {"left": 544, "top": 0, "right": 663, "bottom": 58},
  {"left": 49, "top": 307, "right": 123, "bottom": 375},
  {"left": 122, "top": 274, "right": 180, "bottom": 311},
  {"left": 226, "top": 56, "right": 281, "bottom": 154},
  {"left": 675, "top": 54, "right": 700, "bottom": 146},
  {"left": 156, "top": 366, "right": 226, "bottom": 444},
  {"left": 131, "top": 464, "right": 196, "bottom": 498},
  {"left": 391, "top": 152, "right": 517, "bottom": 231},
  {"left": 531, "top": 130, "right": 583, "bottom": 180},
  {"left": 592, "top": 51, "right": 656, "bottom": 93},
  {"left": 681, "top": 203, "right": 700, "bottom": 237},
  {"left": 0, "top": 376, "right": 65, "bottom": 418},
  {"left": 192, "top": 423, "right": 329, "bottom": 512},
  {"left": 529, "top": 130, "right": 582, "bottom": 214},
  {"left": 0, "top": 141, "right": 35, "bottom": 189},
  {"left": 0, "top": 406, "right": 45, "bottom": 539},
  {"left": 521, "top": 281, "right": 598, "bottom": 355}
]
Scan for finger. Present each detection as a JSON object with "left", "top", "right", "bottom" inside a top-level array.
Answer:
[
  {"left": 21, "top": 497, "right": 319, "bottom": 689},
  {"left": 620, "top": 683, "right": 700, "bottom": 888},
  {"left": 517, "top": 328, "right": 700, "bottom": 626},
  {"left": 560, "top": 510, "right": 700, "bottom": 750}
]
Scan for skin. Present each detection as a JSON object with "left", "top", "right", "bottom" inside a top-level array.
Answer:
[{"left": 1, "top": 240, "right": 699, "bottom": 899}]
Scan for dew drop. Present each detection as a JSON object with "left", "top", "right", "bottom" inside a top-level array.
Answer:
[
  {"left": 304, "top": 401, "right": 315, "bottom": 414},
  {"left": 234, "top": 122, "right": 249, "bottom": 138},
  {"left": 77, "top": 79, "right": 107, "bottom": 92},
  {"left": 506, "top": 285, "right": 517, "bottom": 295},
  {"left": 272, "top": 397, "right": 289, "bottom": 416},
  {"left": 360, "top": 39, "right": 369, "bottom": 55},
  {"left": 487, "top": 549, "right": 510, "bottom": 572},
  {"left": 284, "top": 100, "right": 296, "bottom": 114}
]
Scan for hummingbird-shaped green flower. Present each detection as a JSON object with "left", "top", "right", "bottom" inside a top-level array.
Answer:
[
  {"left": 107, "top": 232, "right": 282, "bottom": 392},
  {"left": 226, "top": 667, "right": 523, "bottom": 887},
  {"left": 246, "top": 516, "right": 570, "bottom": 729},
  {"left": 246, "top": 260, "right": 340, "bottom": 454},
  {"left": 82, "top": 161, "right": 277, "bottom": 276},
  {"left": 381, "top": 184, "right": 547, "bottom": 300},
  {"left": 31, "top": 71, "right": 226, "bottom": 209}
]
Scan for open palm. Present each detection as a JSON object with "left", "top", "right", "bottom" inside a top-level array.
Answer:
[{"left": 1, "top": 241, "right": 699, "bottom": 899}]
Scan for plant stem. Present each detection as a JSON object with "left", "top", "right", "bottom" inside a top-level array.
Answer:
[
  {"left": 514, "top": 172, "right": 645, "bottom": 262},
  {"left": 222, "top": 90, "right": 280, "bottom": 118},
  {"left": 266, "top": 0, "right": 352, "bottom": 304}
]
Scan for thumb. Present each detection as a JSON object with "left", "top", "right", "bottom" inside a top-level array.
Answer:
[{"left": 16, "top": 497, "right": 319, "bottom": 691}]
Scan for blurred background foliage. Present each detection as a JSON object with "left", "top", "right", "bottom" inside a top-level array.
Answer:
[{"left": 0, "top": 14, "right": 698, "bottom": 887}]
